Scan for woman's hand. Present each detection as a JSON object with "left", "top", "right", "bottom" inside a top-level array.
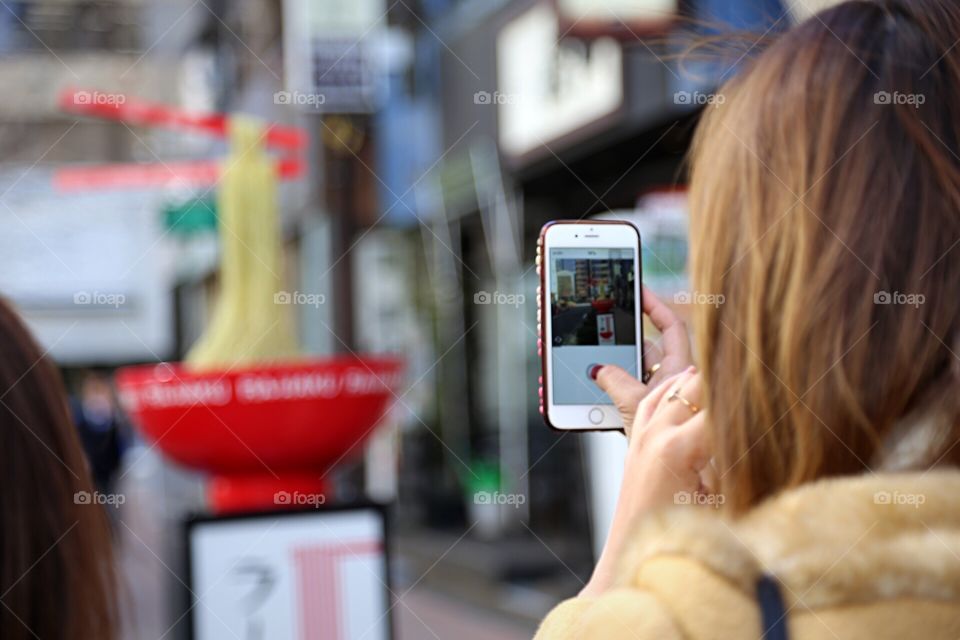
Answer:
[
  {"left": 593, "top": 286, "right": 693, "bottom": 438},
  {"left": 580, "top": 368, "right": 712, "bottom": 597}
]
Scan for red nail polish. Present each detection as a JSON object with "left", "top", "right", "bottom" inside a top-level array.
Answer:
[{"left": 589, "top": 365, "right": 603, "bottom": 380}]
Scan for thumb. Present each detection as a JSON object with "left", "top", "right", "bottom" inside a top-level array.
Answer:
[
  {"left": 593, "top": 364, "right": 644, "bottom": 403},
  {"left": 594, "top": 365, "right": 647, "bottom": 435}
]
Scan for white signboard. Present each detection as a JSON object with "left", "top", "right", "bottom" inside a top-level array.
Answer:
[
  {"left": 596, "top": 312, "right": 615, "bottom": 345},
  {"left": 557, "top": 0, "right": 677, "bottom": 23},
  {"left": 0, "top": 169, "right": 175, "bottom": 364},
  {"left": 496, "top": 3, "right": 624, "bottom": 158},
  {"left": 189, "top": 506, "right": 390, "bottom": 640},
  {"left": 788, "top": 0, "right": 841, "bottom": 22},
  {"left": 282, "top": 0, "right": 387, "bottom": 113}
]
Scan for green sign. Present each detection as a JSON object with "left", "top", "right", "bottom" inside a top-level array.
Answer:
[{"left": 163, "top": 198, "right": 217, "bottom": 235}]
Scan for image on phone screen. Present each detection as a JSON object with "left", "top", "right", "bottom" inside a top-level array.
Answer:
[{"left": 549, "top": 248, "right": 638, "bottom": 405}]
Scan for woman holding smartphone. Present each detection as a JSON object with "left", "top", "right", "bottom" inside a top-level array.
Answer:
[{"left": 536, "top": 1, "right": 960, "bottom": 638}]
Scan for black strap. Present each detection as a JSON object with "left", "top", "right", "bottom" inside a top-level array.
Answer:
[{"left": 756, "top": 574, "right": 789, "bottom": 640}]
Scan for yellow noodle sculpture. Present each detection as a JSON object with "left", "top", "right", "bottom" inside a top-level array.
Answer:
[{"left": 186, "top": 117, "right": 299, "bottom": 369}]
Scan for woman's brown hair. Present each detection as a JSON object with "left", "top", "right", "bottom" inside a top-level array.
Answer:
[
  {"left": 0, "top": 298, "right": 116, "bottom": 638},
  {"left": 689, "top": 0, "right": 960, "bottom": 512}
]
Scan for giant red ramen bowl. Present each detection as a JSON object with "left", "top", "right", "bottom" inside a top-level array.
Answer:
[{"left": 115, "top": 356, "right": 403, "bottom": 513}]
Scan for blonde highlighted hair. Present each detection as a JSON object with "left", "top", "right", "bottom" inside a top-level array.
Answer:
[{"left": 689, "top": 0, "right": 960, "bottom": 512}]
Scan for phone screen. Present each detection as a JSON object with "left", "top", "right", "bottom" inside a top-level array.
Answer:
[{"left": 549, "top": 247, "right": 638, "bottom": 405}]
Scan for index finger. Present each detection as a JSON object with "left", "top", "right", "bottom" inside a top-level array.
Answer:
[{"left": 642, "top": 286, "right": 691, "bottom": 362}]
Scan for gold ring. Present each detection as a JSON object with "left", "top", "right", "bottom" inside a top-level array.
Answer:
[
  {"left": 643, "top": 362, "right": 662, "bottom": 383},
  {"left": 668, "top": 386, "right": 700, "bottom": 414}
]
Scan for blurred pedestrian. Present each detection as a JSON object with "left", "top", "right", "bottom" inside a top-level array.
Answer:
[
  {"left": 538, "top": 1, "right": 960, "bottom": 638},
  {"left": 71, "top": 370, "right": 125, "bottom": 495}
]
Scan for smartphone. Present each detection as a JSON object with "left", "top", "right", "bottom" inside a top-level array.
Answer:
[{"left": 537, "top": 220, "right": 643, "bottom": 431}]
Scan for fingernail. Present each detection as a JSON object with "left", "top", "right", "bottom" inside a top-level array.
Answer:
[
  {"left": 589, "top": 365, "right": 603, "bottom": 380},
  {"left": 687, "top": 365, "right": 697, "bottom": 373}
]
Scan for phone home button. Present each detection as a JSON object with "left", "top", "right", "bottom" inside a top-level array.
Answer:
[{"left": 588, "top": 407, "right": 604, "bottom": 425}]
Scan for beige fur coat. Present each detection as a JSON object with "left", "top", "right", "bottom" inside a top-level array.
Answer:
[{"left": 535, "top": 471, "right": 960, "bottom": 639}]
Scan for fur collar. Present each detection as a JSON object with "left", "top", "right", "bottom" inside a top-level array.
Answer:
[{"left": 617, "top": 470, "right": 960, "bottom": 609}]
